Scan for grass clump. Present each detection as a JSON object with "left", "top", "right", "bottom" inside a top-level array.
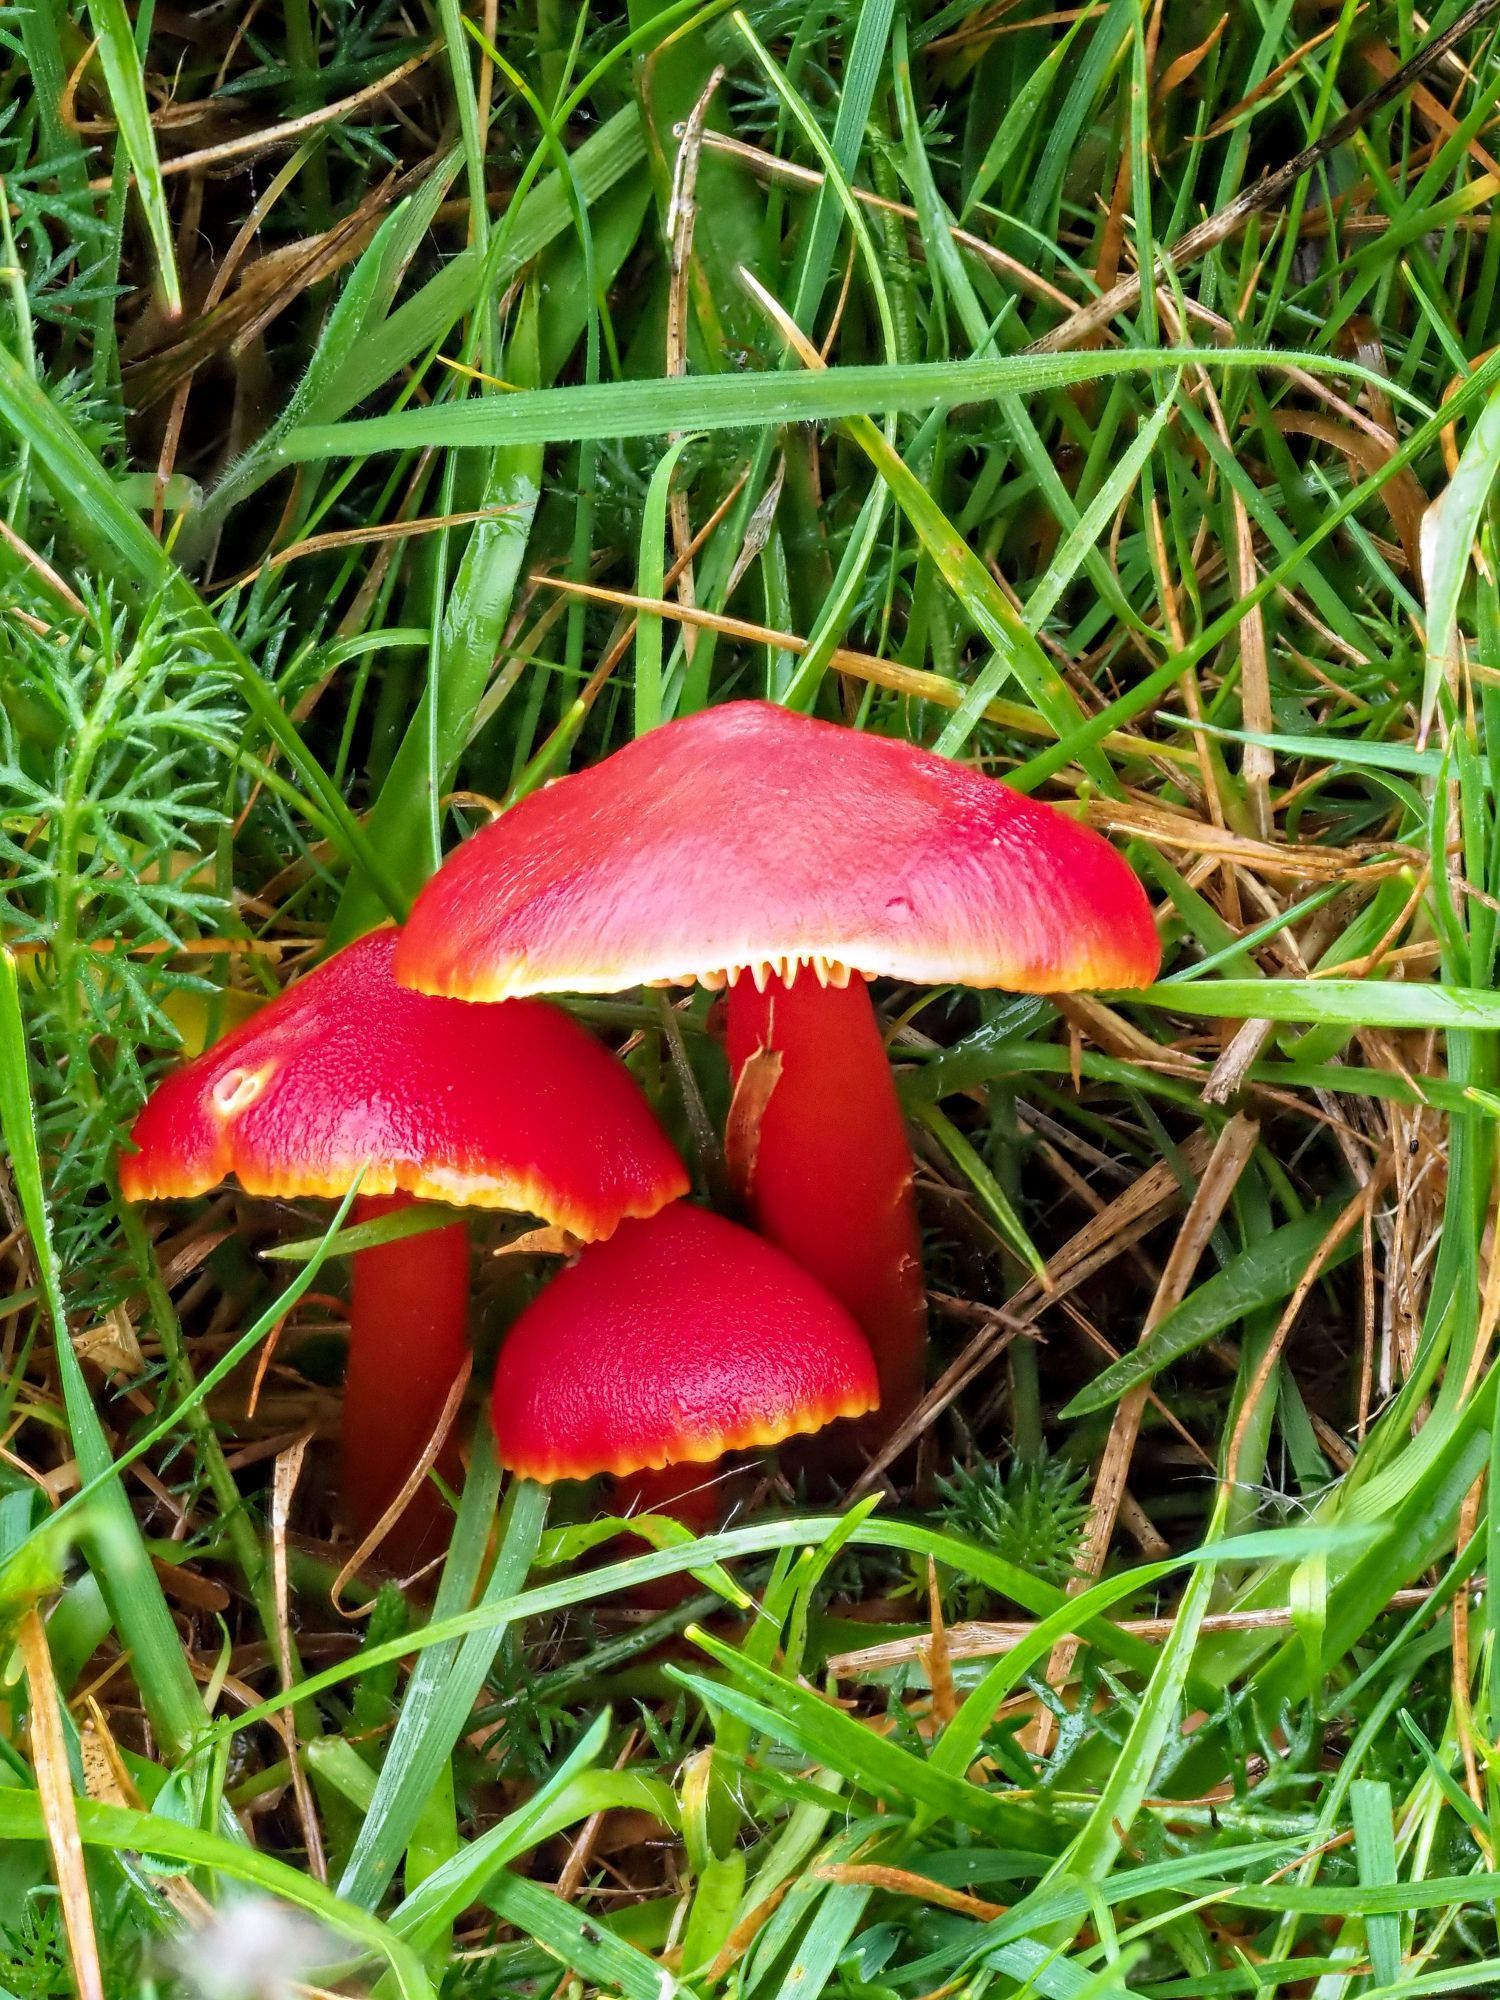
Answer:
[{"left": 936, "top": 1451, "right": 1091, "bottom": 1599}]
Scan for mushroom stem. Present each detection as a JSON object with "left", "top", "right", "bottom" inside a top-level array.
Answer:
[
  {"left": 725, "top": 973, "right": 926, "bottom": 1428},
  {"left": 616, "top": 1462, "right": 723, "bottom": 1537},
  {"left": 614, "top": 1463, "right": 724, "bottom": 1607},
  {"left": 342, "top": 1193, "right": 469, "bottom": 1564}
]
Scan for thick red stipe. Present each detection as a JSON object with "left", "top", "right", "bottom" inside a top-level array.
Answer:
[
  {"left": 121, "top": 928, "right": 688, "bottom": 1559},
  {"left": 614, "top": 1461, "right": 727, "bottom": 1608},
  {"left": 726, "top": 973, "right": 926, "bottom": 1421},
  {"left": 342, "top": 1193, "right": 469, "bottom": 1568},
  {"left": 615, "top": 1463, "right": 724, "bottom": 1537}
]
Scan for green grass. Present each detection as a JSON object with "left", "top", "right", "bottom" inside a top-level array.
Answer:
[{"left": 4, "top": 0, "right": 1500, "bottom": 1994}]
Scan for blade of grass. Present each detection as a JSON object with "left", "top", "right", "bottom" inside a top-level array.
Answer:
[
  {"left": 1351, "top": 1778, "right": 1403, "bottom": 1987},
  {"left": 337, "top": 1469, "right": 548, "bottom": 1908},
  {"left": 914, "top": 1100, "right": 1048, "bottom": 1281},
  {"left": 391, "top": 1714, "right": 678, "bottom": 1951},
  {"left": 330, "top": 288, "right": 545, "bottom": 944},
  {"left": 933, "top": 383, "right": 1180, "bottom": 756},
  {"left": 1028, "top": 1493, "right": 1233, "bottom": 1933},
  {"left": 1061, "top": 1202, "right": 1364, "bottom": 1417},
  {"left": 636, "top": 432, "right": 703, "bottom": 736},
  {"left": 0, "top": 346, "right": 405, "bottom": 916},
  {"left": 674, "top": 1632, "right": 1050, "bottom": 1845},
  {"left": 0, "top": 950, "right": 205, "bottom": 1760},
  {"left": 17, "top": 1605, "right": 105, "bottom": 2000},
  {"left": 281, "top": 346, "right": 1419, "bottom": 459},
  {"left": 1127, "top": 978, "right": 1500, "bottom": 1031},
  {"left": 1420, "top": 376, "right": 1500, "bottom": 738},
  {"left": 0, "top": 1790, "right": 433, "bottom": 1997},
  {"left": 488, "top": 1871, "right": 684, "bottom": 2000},
  {"left": 194, "top": 104, "right": 647, "bottom": 542},
  {"left": 83, "top": 0, "right": 180, "bottom": 313},
  {"left": 194, "top": 1512, "right": 1177, "bottom": 1744}
]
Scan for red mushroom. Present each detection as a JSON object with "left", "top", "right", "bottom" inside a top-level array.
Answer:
[
  {"left": 120, "top": 928, "right": 688, "bottom": 1561},
  {"left": 723, "top": 972, "right": 927, "bottom": 1417},
  {"left": 492, "top": 1203, "right": 879, "bottom": 1516},
  {"left": 396, "top": 702, "right": 1159, "bottom": 1431}
]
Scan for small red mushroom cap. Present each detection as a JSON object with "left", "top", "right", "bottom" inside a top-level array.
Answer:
[
  {"left": 491, "top": 1204, "right": 880, "bottom": 1483},
  {"left": 119, "top": 929, "right": 688, "bottom": 1237},
  {"left": 396, "top": 702, "right": 1159, "bottom": 1001}
]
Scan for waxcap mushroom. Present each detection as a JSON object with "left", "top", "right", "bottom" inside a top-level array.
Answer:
[
  {"left": 396, "top": 701, "right": 1160, "bottom": 1002},
  {"left": 120, "top": 927, "right": 689, "bottom": 1233},
  {"left": 122, "top": 927, "right": 689, "bottom": 1559},
  {"left": 492, "top": 1204, "right": 880, "bottom": 1485}
]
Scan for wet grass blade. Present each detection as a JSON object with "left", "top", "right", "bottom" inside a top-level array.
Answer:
[
  {"left": 84, "top": 0, "right": 180, "bottom": 313},
  {"left": 282, "top": 347, "right": 1410, "bottom": 458},
  {"left": 0, "top": 952, "right": 205, "bottom": 1758},
  {"left": 337, "top": 1470, "right": 548, "bottom": 1908},
  {"left": 1129, "top": 978, "right": 1500, "bottom": 1031},
  {"left": 1062, "top": 1204, "right": 1364, "bottom": 1417}
]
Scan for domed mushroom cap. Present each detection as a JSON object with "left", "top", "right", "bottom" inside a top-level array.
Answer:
[
  {"left": 119, "top": 928, "right": 689, "bottom": 1238},
  {"left": 492, "top": 1204, "right": 880, "bottom": 1483},
  {"left": 396, "top": 702, "right": 1159, "bottom": 1000}
]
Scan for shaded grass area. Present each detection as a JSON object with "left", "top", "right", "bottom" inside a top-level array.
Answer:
[{"left": 4, "top": 0, "right": 1500, "bottom": 1993}]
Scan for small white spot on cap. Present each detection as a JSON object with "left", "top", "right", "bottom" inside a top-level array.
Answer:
[{"left": 211, "top": 1065, "right": 272, "bottom": 1119}]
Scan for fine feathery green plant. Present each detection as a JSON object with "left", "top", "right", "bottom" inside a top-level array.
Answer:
[
  {"left": 0, "top": 592, "right": 243, "bottom": 1312},
  {"left": 935, "top": 1450, "right": 1091, "bottom": 1605}
]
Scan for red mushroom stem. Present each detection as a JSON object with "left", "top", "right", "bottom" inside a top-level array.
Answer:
[
  {"left": 341, "top": 1192, "right": 470, "bottom": 1565},
  {"left": 725, "top": 973, "right": 926, "bottom": 1429},
  {"left": 616, "top": 1463, "right": 723, "bottom": 1537},
  {"left": 613, "top": 1462, "right": 725, "bottom": 1606}
]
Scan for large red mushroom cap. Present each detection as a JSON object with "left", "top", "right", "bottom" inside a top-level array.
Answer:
[
  {"left": 491, "top": 1204, "right": 880, "bottom": 1484},
  {"left": 119, "top": 928, "right": 688, "bottom": 1237},
  {"left": 396, "top": 702, "right": 1159, "bottom": 1001}
]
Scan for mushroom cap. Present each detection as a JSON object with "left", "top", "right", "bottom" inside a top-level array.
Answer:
[
  {"left": 396, "top": 701, "right": 1159, "bottom": 1001},
  {"left": 119, "top": 928, "right": 689, "bottom": 1237},
  {"left": 491, "top": 1204, "right": 880, "bottom": 1483}
]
